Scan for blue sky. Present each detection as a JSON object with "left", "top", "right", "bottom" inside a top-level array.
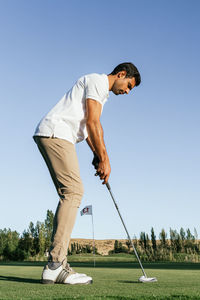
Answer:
[{"left": 0, "top": 0, "right": 199, "bottom": 240}]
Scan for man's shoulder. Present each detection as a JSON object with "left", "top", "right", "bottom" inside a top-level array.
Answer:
[
  {"left": 77, "top": 73, "right": 108, "bottom": 101},
  {"left": 85, "top": 73, "right": 106, "bottom": 79},
  {"left": 79, "top": 73, "right": 107, "bottom": 85}
]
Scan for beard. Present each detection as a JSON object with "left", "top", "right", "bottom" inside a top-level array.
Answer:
[{"left": 112, "top": 87, "right": 124, "bottom": 95}]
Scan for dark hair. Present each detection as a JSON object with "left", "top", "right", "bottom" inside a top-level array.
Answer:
[{"left": 110, "top": 62, "right": 141, "bottom": 86}]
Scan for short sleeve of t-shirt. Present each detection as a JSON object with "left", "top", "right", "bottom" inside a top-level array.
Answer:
[{"left": 85, "top": 74, "right": 107, "bottom": 105}]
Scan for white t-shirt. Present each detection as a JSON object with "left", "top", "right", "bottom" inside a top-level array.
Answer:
[{"left": 34, "top": 73, "right": 109, "bottom": 144}]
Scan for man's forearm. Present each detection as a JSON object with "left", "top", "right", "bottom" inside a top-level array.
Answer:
[
  {"left": 86, "top": 121, "right": 108, "bottom": 162},
  {"left": 86, "top": 136, "right": 95, "bottom": 153},
  {"left": 86, "top": 99, "right": 111, "bottom": 184}
]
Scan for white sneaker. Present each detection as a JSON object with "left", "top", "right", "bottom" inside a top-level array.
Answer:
[{"left": 41, "top": 263, "right": 93, "bottom": 285}]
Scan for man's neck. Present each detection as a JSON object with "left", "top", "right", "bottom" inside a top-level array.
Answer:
[{"left": 107, "top": 74, "right": 116, "bottom": 91}]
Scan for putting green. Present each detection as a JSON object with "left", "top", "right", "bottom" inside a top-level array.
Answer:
[{"left": 0, "top": 260, "right": 200, "bottom": 299}]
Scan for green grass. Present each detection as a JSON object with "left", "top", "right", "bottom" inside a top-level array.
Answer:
[{"left": 1, "top": 256, "right": 200, "bottom": 299}]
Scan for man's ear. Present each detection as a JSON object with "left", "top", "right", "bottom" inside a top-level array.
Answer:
[{"left": 117, "top": 71, "right": 127, "bottom": 78}]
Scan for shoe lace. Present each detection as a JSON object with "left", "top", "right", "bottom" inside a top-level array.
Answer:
[{"left": 63, "top": 263, "right": 75, "bottom": 274}]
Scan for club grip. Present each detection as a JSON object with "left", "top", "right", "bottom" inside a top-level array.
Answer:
[
  {"left": 106, "top": 182, "right": 111, "bottom": 190},
  {"left": 92, "top": 152, "right": 100, "bottom": 169}
]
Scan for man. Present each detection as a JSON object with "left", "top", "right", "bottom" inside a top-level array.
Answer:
[{"left": 33, "top": 62, "right": 141, "bottom": 284}]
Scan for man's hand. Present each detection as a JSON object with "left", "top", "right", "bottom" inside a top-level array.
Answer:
[
  {"left": 92, "top": 152, "right": 100, "bottom": 170},
  {"left": 96, "top": 159, "right": 111, "bottom": 184},
  {"left": 92, "top": 153, "right": 111, "bottom": 184}
]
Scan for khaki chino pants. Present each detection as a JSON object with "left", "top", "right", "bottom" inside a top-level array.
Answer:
[{"left": 34, "top": 136, "right": 84, "bottom": 262}]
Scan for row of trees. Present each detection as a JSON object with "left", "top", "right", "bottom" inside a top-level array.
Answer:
[
  {"left": 69, "top": 242, "right": 98, "bottom": 255},
  {"left": 0, "top": 210, "right": 97, "bottom": 261},
  {"left": 1, "top": 210, "right": 200, "bottom": 262},
  {"left": 110, "top": 227, "right": 200, "bottom": 262},
  {"left": 0, "top": 210, "right": 54, "bottom": 260}
]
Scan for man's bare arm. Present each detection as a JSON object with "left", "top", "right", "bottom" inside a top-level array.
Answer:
[
  {"left": 86, "top": 99, "right": 111, "bottom": 184},
  {"left": 86, "top": 136, "right": 95, "bottom": 153}
]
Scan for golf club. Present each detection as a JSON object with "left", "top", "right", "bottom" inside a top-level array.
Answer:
[
  {"left": 105, "top": 182, "right": 157, "bottom": 283},
  {"left": 92, "top": 154, "right": 157, "bottom": 282}
]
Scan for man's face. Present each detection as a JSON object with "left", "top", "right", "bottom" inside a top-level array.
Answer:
[{"left": 111, "top": 72, "right": 136, "bottom": 95}]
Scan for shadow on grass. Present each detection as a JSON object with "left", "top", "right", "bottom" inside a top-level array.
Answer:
[
  {"left": 0, "top": 275, "right": 41, "bottom": 284},
  {"left": 118, "top": 280, "right": 141, "bottom": 284},
  {"left": 1, "top": 261, "right": 200, "bottom": 270},
  {"left": 0, "top": 275, "right": 141, "bottom": 286},
  {"left": 70, "top": 261, "right": 200, "bottom": 270},
  {"left": 0, "top": 261, "right": 45, "bottom": 267}
]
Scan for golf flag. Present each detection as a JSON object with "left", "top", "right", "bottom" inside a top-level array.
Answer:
[
  {"left": 80, "top": 205, "right": 92, "bottom": 216},
  {"left": 80, "top": 204, "right": 95, "bottom": 267}
]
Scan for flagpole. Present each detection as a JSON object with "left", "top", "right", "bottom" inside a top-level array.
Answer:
[
  {"left": 80, "top": 205, "right": 95, "bottom": 267},
  {"left": 91, "top": 213, "right": 95, "bottom": 268}
]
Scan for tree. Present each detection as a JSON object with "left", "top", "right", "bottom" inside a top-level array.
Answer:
[
  {"left": 151, "top": 227, "right": 157, "bottom": 252},
  {"left": 170, "top": 228, "right": 176, "bottom": 251},
  {"left": 194, "top": 228, "right": 198, "bottom": 240},
  {"left": 2, "top": 229, "right": 19, "bottom": 260},
  {"left": 180, "top": 228, "right": 186, "bottom": 241},
  {"left": 146, "top": 234, "right": 150, "bottom": 250},
  {"left": 33, "top": 221, "right": 46, "bottom": 255},
  {"left": 28, "top": 222, "right": 35, "bottom": 238},
  {"left": 85, "top": 244, "right": 91, "bottom": 253},
  {"left": 159, "top": 229, "right": 167, "bottom": 248},
  {"left": 44, "top": 210, "right": 54, "bottom": 250},
  {"left": 76, "top": 243, "right": 81, "bottom": 254},
  {"left": 38, "top": 223, "right": 46, "bottom": 256},
  {"left": 118, "top": 242, "right": 128, "bottom": 253},
  {"left": 132, "top": 235, "right": 138, "bottom": 248},
  {"left": 186, "top": 228, "right": 195, "bottom": 241},
  {"left": 194, "top": 228, "right": 199, "bottom": 253},
  {"left": 180, "top": 228, "right": 185, "bottom": 249},
  {"left": 71, "top": 243, "right": 74, "bottom": 253},
  {"left": 18, "top": 230, "right": 34, "bottom": 257},
  {"left": 175, "top": 233, "right": 182, "bottom": 253},
  {"left": 126, "top": 239, "right": 131, "bottom": 253},
  {"left": 185, "top": 228, "right": 195, "bottom": 251},
  {"left": 0, "top": 229, "right": 8, "bottom": 256},
  {"left": 169, "top": 228, "right": 181, "bottom": 253},
  {"left": 139, "top": 232, "right": 147, "bottom": 250},
  {"left": 114, "top": 240, "right": 119, "bottom": 253}
]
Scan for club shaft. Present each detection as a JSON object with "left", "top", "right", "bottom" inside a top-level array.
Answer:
[{"left": 106, "top": 182, "right": 147, "bottom": 278}]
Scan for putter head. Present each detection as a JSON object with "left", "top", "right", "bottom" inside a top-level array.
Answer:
[{"left": 138, "top": 276, "right": 157, "bottom": 283}]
